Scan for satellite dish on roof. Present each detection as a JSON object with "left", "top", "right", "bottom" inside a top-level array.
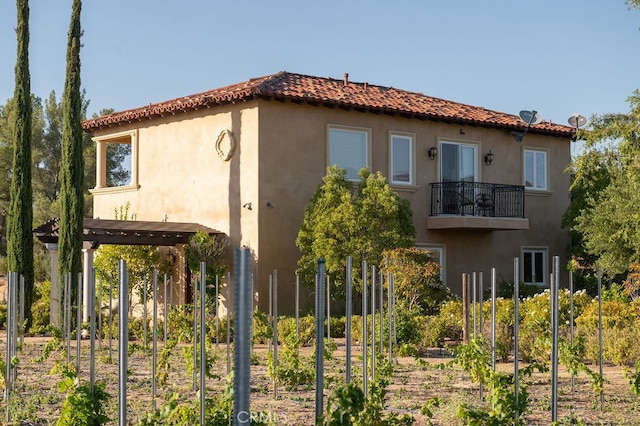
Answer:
[
  {"left": 519, "top": 110, "right": 543, "bottom": 125},
  {"left": 567, "top": 113, "right": 587, "bottom": 129},
  {"left": 512, "top": 109, "right": 542, "bottom": 142}
]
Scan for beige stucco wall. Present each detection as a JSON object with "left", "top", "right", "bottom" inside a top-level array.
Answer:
[
  {"left": 90, "top": 98, "right": 571, "bottom": 312},
  {"left": 254, "top": 101, "right": 570, "bottom": 298}
]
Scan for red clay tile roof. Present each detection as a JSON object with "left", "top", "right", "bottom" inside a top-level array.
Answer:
[{"left": 82, "top": 71, "right": 575, "bottom": 137}]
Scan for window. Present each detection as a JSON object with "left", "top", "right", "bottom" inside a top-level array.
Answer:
[
  {"left": 421, "top": 245, "right": 445, "bottom": 283},
  {"left": 440, "top": 141, "right": 478, "bottom": 183},
  {"left": 523, "top": 248, "right": 547, "bottom": 286},
  {"left": 439, "top": 141, "right": 478, "bottom": 214},
  {"left": 328, "top": 126, "right": 370, "bottom": 181},
  {"left": 524, "top": 149, "right": 547, "bottom": 190},
  {"left": 93, "top": 130, "right": 138, "bottom": 191},
  {"left": 390, "top": 133, "right": 414, "bottom": 185}
]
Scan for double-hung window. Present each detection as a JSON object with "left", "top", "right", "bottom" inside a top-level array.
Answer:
[
  {"left": 524, "top": 149, "right": 547, "bottom": 191},
  {"left": 523, "top": 248, "right": 546, "bottom": 286},
  {"left": 390, "top": 133, "right": 414, "bottom": 185},
  {"left": 328, "top": 126, "right": 370, "bottom": 181}
]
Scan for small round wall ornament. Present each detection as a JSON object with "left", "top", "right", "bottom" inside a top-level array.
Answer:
[{"left": 215, "top": 129, "right": 236, "bottom": 161}]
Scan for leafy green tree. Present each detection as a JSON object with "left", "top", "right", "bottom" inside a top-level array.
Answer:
[
  {"left": 7, "top": 0, "right": 35, "bottom": 328},
  {"left": 32, "top": 90, "right": 94, "bottom": 225},
  {"left": 296, "top": 166, "right": 415, "bottom": 299},
  {"left": 184, "top": 230, "right": 230, "bottom": 305},
  {"left": 93, "top": 204, "right": 171, "bottom": 316},
  {"left": 569, "top": 91, "right": 640, "bottom": 277},
  {"left": 58, "top": 0, "right": 84, "bottom": 283},
  {"left": 381, "top": 247, "right": 450, "bottom": 314}
]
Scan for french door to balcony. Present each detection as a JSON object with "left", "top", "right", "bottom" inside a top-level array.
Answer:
[{"left": 439, "top": 142, "right": 478, "bottom": 214}]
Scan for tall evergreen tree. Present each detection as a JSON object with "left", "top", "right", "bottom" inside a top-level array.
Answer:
[
  {"left": 296, "top": 166, "right": 415, "bottom": 299},
  {"left": 58, "top": 0, "right": 84, "bottom": 284},
  {"left": 7, "top": 0, "right": 35, "bottom": 327}
]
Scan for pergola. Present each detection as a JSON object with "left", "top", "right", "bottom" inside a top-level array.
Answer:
[{"left": 33, "top": 217, "right": 224, "bottom": 324}]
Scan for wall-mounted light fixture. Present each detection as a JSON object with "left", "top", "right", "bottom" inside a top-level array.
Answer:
[
  {"left": 484, "top": 150, "right": 494, "bottom": 166},
  {"left": 428, "top": 146, "right": 437, "bottom": 160}
]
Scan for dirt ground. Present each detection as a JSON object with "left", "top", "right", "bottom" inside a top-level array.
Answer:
[{"left": 2, "top": 335, "right": 640, "bottom": 425}]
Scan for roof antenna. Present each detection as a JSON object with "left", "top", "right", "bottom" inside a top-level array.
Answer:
[
  {"left": 568, "top": 113, "right": 587, "bottom": 156},
  {"left": 512, "top": 110, "right": 542, "bottom": 142},
  {"left": 567, "top": 113, "right": 586, "bottom": 130}
]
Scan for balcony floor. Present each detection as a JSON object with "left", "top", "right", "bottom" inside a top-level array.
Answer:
[{"left": 427, "top": 215, "right": 529, "bottom": 230}]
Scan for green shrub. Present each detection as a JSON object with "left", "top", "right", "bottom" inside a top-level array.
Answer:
[
  {"left": 437, "top": 300, "right": 464, "bottom": 339},
  {"left": 602, "top": 282, "right": 631, "bottom": 303},
  {"left": 392, "top": 300, "right": 423, "bottom": 347},
  {"left": 576, "top": 300, "right": 640, "bottom": 365},
  {"left": 351, "top": 314, "right": 369, "bottom": 345},
  {"left": 517, "top": 289, "right": 593, "bottom": 363},
  {"left": 128, "top": 317, "right": 151, "bottom": 342},
  {"left": 325, "top": 361, "right": 414, "bottom": 425},
  {"left": 253, "top": 307, "right": 272, "bottom": 344},
  {"left": 166, "top": 304, "right": 196, "bottom": 343},
  {"left": 57, "top": 369, "right": 110, "bottom": 426},
  {"left": 267, "top": 333, "right": 314, "bottom": 390},
  {"left": 421, "top": 315, "right": 462, "bottom": 348},
  {"left": 0, "top": 300, "right": 6, "bottom": 329},
  {"left": 575, "top": 300, "right": 636, "bottom": 330},
  {"left": 602, "top": 326, "right": 640, "bottom": 366},
  {"left": 329, "top": 315, "right": 346, "bottom": 338},
  {"left": 0, "top": 256, "right": 7, "bottom": 276},
  {"left": 205, "top": 314, "right": 230, "bottom": 344},
  {"left": 277, "top": 315, "right": 316, "bottom": 346},
  {"left": 30, "top": 280, "right": 51, "bottom": 334},
  {"left": 479, "top": 298, "right": 514, "bottom": 362}
]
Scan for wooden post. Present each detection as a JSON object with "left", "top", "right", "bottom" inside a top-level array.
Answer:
[{"left": 462, "top": 273, "right": 469, "bottom": 344}]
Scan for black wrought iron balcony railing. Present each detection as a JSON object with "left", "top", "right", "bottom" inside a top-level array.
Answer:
[{"left": 430, "top": 181, "right": 525, "bottom": 218}]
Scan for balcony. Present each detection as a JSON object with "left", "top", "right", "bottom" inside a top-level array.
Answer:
[{"left": 427, "top": 181, "right": 529, "bottom": 230}]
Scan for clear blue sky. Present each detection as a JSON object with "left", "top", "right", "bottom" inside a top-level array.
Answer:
[{"left": 1, "top": 1, "right": 639, "bottom": 127}]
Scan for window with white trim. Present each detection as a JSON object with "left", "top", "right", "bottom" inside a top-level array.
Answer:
[
  {"left": 93, "top": 130, "right": 138, "bottom": 190},
  {"left": 524, "top": 149, "right": 547, "bottom": 190},
  {"left": 390, "top": 133, "right": 414, "bottom": 185},
  {"left": 424, "top": 245, "right": 445, "bottom": 283},
  {"left": 328, "top": 126, "right": 369, "bottom": 181},
  {"left": 523, "top": 248, "right": 547, "bottom": 286}
]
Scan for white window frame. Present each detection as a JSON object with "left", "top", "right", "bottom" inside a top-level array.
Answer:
[
  {"left": 438, "top": 139, "right": 479, "bottom": 182},
  {"left": 523, "top": 148, "right": 548, "bottom": 191},
  {"left": 419, "top": 244, "right": 446, "bottom": 284},
  {"left": 522, "top": 247, "right": 547, "bottom": 286},
  {"left": 92, "top": 129, "right": 139, "bottom": 193},
  {"left": 389, "top": 132, "right": 415, "bottom": 185},
  {"left": 327, "top": 125, "right": 371, "bottom": 181}
]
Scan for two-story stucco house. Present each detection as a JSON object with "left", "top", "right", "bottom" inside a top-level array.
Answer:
[{"left": 81, "top": 71, "right": 575, "bottom": 312}]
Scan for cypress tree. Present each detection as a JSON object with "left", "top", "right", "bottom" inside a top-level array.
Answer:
[
  {"left": 58, "top": 0, "right": 84, "bottom": 289},
  {"left": 7, "top": 0, "right": 34, "bottom": 329}
]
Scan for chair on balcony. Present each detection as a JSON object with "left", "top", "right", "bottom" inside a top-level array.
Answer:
[
  {"left": 457, "top": 191, "right": 476, "bottom": 215},
  {"left": 475, "top": 193, "right": 494, "bottom": 216}
]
